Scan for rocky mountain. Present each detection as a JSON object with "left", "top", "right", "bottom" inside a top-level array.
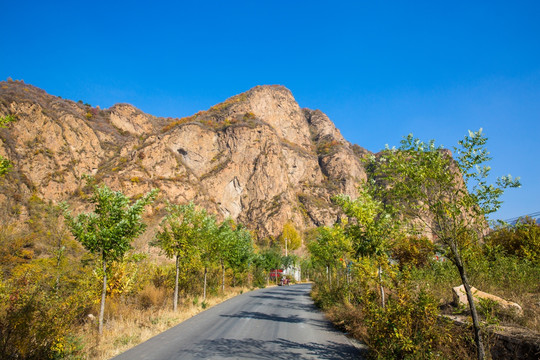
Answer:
[{"left": 0, "top": 79, "right": 370, "bottom": 239}]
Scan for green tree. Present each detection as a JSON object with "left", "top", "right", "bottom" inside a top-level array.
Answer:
[
  {"left": 374, "top": 129, "right": 520, "bottom": 360},
  {"left": 0, "top": 115, "right": 16, "bottom": 177},
  {"left": 300, "top": 256, "right": 315, "bottom": 282},
  {"left": 63, "top": 181, "right": 158, "bottom": 335},
  {"left": 334, "top": 185, "right": 399, "bottom": 307},
  {"left": 198, "top": 212, "right": 219, "bottom": 301},
  {"left": 215, "top": 219, "right": 235, "bottom": 293},
  {"left": 308, "top": 224, "right": 353, "bottom": 286},
  {"left": 0, "top": 157, "right": 10, "bottom": 178},
  {"left": 486, "top": 217, "right": 539, "bottom": 263},
  {"left": 152, "top": 202, "right": 203, "bottom": 311},
  {"left": 281, "top": 254, "right": 299, "bottom": 272},
  {"left": 224, "top": 224, "right": 254, "bottom": 288},
  {"left": 0, "top": 114, "right": 15, "bottom": 128},
  {"left": 255, "top": 248, "right": 282, "bottom": 285},
  {"left": 279, "top": 221, "right": 301, "bottom": 257}
]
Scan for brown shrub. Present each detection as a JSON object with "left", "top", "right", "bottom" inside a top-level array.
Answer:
[
  {"left": 392, "top": 235, "right": 435, "bottom": 269},
  {"left": 327, "top": 303, "right": 368, "bottom": 341},
  {"left": 137, "top": 285, "right": 168, "bottom": 310}
]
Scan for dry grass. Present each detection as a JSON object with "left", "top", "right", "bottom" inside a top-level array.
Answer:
[
  {"left": 77, "top": 286, "right": 252, "bottom": 359},
  {"left": 326, "top": 303, "right": 368, "bottom": 341}
]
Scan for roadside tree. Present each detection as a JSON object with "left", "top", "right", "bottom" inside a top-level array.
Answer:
[
  {"left": 308, "top": 224, "right": 353, "bottom": 286},
  {"left": 334, "top": 185, "right": 399, "bottom": 307},
  {"left": 226, "top": 225, "right": 254, "bottom": 287},
  {"left": 374, "top": 129, "right": 520, "bottom": 360},
  {"left": 198, "top": 213, "right": 219, "bottom": 301},
  {"left": 279, "top": 221, "right": 301, "bottom": 257},
  {"left": 255, "top": 248, "right": 282, "bottom": 285},
  {"left": 152, "top": 202, "right": 203, "bottom": 311},
  {"left": 63, "top": 180, "right": 158, "bottom": 335}
]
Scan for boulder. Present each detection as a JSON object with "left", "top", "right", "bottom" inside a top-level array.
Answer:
[{"left": 452, "top": 284, "right": 523, "bottom": 316}]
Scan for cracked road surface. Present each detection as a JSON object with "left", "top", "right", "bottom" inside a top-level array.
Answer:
[{"left": 112, "top": 283, "right": 366, "bottom": 359}]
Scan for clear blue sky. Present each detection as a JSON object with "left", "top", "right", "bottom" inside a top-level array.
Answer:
[{"left": 1, "top": 1, "right": 539, "bottom": 221}]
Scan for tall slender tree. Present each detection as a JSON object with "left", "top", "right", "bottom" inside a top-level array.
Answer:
[
  {"left": 216, "top": 219, "right": 235, "bottom": 293},
  {"left": 152, "top": 202, "right": 203, "bottom": 311},
  {"left": 308, "top": 224, "right": 352, "bottom": 286},
  {"left": 226, "top": 225, "right": 254, "bottom": 287},
  {"left": 63, "top": 181, "right": 158, "bottom": 335},
  {"left": 334, "top": 185, "right": 398, "bottom": 307},
  {"left": 374, "top": 129, "right": 520, "bottom": 360},
  {"left": 279, "top": 221, "right": 301, "bottom": 257},
  {"left": 198, "top": 213, "right": 218, "bottom": 301}
]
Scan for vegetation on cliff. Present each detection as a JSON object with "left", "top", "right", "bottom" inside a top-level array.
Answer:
[
  {"left": 0, "top": 80, "right": 368, "bottom": 239},
  {"left": 0, "top": 114, "right": 15, "bottom": 176}
]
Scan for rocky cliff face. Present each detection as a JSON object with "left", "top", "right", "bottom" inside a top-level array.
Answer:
[{"left": 0, "top": 80, "right": 368, "bottom": 238}]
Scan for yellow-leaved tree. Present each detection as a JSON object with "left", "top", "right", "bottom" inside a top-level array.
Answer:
[{"left": 279, "top": 221, "right": 301, "bottom": 257}]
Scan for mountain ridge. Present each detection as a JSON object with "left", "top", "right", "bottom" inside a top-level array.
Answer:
[{"left": 0, "top": 79, "right": 369, "bottom": 239}]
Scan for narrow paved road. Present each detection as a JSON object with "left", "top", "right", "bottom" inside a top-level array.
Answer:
[{"left": 112, "top": 283, "right": 366, "bottom": 359}]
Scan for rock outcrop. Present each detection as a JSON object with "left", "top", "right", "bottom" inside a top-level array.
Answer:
[
  {"left": 452, "top": 285, "right": 524, "bottom": 316},
  {"left": 0, "top": 80, "right": 369, "bottom": 239}
]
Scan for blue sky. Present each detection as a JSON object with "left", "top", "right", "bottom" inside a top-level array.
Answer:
[{"left": 1, "top": 1, "right": 539, "bottom": 221}]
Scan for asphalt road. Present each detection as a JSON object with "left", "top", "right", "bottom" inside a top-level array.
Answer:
[{"left": 112, "top": 283, "right": 366, "bottom": 359}]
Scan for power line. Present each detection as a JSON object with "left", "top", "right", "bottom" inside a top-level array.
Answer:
[{"left": 502, "top": 211, "right": 540, "bottom": 224}]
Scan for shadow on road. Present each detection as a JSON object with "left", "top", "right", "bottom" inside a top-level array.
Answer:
[
  {"left": 220, "top": 311, "right": 305, "bottom": 324},
  {"left": 220, "top": 311, "right": 340, "bottom": 332},
  {"left": 249, "top": 294, "right": 296, "bottom": 302},
  {"left": 175, "top": 337, "right": 365, "bottom": 359}
]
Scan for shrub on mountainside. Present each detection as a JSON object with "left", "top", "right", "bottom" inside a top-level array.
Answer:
[
  {"left": 316, "top": 140, "right": 341, "bottom": 155},
  {"left": 391, "top": 235, "right": 435, "bottom": 270},
  {"left": 0, "top": 114, "right": 16, "bottom": 177},
  {"left": 0, "top": 227, "right": 93, "bottom": 359},
  {"left": 485, "top": 217, "right": 539, "bottom": 264}
]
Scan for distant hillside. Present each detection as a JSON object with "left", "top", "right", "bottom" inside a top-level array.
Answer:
[{"left": 0, "top": 79, "right": 370, "bottom": 239}]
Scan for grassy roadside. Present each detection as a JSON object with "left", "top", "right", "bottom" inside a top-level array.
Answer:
[
  {"left": 309, "top": 253, "right": 540, "bottom": 359},
  {"left": 78, "top": 286, "right": 254, "bottom": 360}
]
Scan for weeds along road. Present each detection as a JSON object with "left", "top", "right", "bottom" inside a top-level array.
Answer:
[{"left": 112, "top": 283, "right": 366, "bottom": 360}]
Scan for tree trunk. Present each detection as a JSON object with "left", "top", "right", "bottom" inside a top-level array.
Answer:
[
  {"left": 452, "top": 246, "right": 486, "bottom": 360},
  {"left": 203, "top": 266, "right": 208, "bottom": 301},
  {"left": 329, "top": 267, "right": 332, "bottom": 287},
  {"left": 54, "top": 238, "right": 64, "bottom": 291},
  {"left": 55, "top": 251, "right": 62, "bottom": 290},
  {"left": 378, "top": 264, "right": 385, "bottom": 308},
  {"left": 221, "top": 260, "right": 225, "bottom": 294},
  {"left": 326, "top": 266, "right": 329, "bottom": 284},
  {"left": 346, "top": 263, "right": 350, "bottom": 303},
  {"left": 99, "top": 260, "right": 107, "bottom": 336},
  {"left": 174, "top": 255, "right": 179, "bottom": 312}
]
